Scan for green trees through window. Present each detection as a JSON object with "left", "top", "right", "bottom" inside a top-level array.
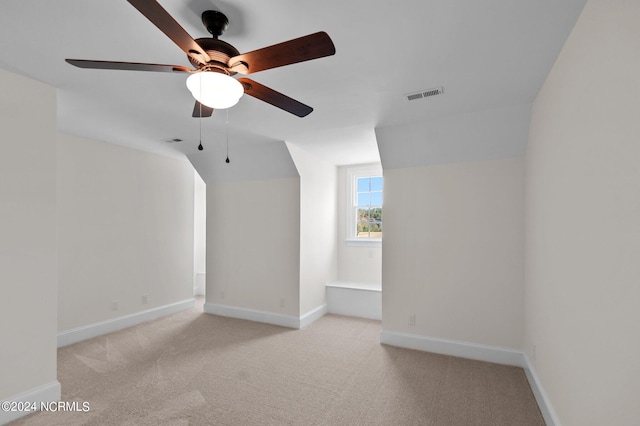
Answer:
[{"left": 356, "top": 176, "right": 383, "bottom": 238}]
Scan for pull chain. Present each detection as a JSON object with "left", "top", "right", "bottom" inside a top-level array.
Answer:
[
  {"left": 197, "top": 103, "right": 203, "bottom": 151},
  {"left": 197, "top": 76, "right": 204, "bottom": 151},
  {"left": 225, "top": 108, "right": 230, "bottom": 163}
]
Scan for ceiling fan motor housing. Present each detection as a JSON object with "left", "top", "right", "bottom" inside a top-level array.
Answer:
[
  {"left": 192, "top": 11, "right": 249, "bottom": 75},
  {"left": 189, "top": 38, "right": 240, "bottom": 73}
]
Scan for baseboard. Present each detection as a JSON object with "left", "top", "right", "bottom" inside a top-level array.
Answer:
[
  {"left": 204, "top": 303, "right": 300, "bottom": 329},
  {"left": 523, "top": 354, "right": 561, "bottom": 426},
  {"left": 299, "top": 304, "right": 327, "bottom": 329},
  {"left": 57, "top": 298, "right": 195, "bottom": 347},
  {"left": 380, "top": 329, "right": 525, "bottom": 367},
  {"left": 0, "top": 380, "right": 61, "bottom": 425}
]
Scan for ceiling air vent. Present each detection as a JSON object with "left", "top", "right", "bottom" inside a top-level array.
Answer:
[{"left": 405, "top": 87, "right": 444, "bottom": 101}]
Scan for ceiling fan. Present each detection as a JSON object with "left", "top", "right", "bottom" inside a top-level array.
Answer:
[{"left": 66, "top": 0, "right": 336, "bottom": 118}]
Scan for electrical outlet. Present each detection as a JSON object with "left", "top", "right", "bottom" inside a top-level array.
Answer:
[
  {"left": 220, "top": 290, "right": 225, "bottom": 300},
  {"left": 408, "top": 313, "right": 416, "bottom": 326},
  {"left": 141, "top": 294, "right": 149, "bottom": 305},
  {"left": 280, "top": 298, "right": 285, "bottom": 308},
  {"left": 111, "top": 301, "right": 119, "bottom": 311}
]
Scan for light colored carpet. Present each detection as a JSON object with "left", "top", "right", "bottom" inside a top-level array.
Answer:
[{"left": 12, "top": 299, "right": 544, "bottom": 425}]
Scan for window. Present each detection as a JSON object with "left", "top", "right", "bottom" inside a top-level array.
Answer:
[{"left": 346, "top": 165, "right": 383, "bottom": 243}]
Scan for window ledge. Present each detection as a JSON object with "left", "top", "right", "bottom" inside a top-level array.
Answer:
[{"left": 345, "top": 239, "right": 382, "bottom": 247}]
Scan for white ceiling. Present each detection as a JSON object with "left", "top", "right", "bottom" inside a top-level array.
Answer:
[{"left": 0, "top": 0, "right": 585, "bottom": 170}]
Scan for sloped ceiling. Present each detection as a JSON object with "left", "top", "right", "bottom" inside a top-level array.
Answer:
[{"left": 0, "top": 0, "right": 586, "bottom": 177}]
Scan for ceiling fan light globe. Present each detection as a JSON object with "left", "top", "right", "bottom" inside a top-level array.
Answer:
[{"left": 186, "top": 72, "right": 243, "bottom": 109}]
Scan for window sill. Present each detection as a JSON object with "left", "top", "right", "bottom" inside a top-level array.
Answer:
[{"left": 345, "top": 239, "right": 382, "bottom": 248}]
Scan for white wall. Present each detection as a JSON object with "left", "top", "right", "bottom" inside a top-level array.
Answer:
[
  {"left": 525, "top": 1, "right": 640, "bottom": 424},
  {"left": 0, "top": 69, "right": 59, "bottom": 408},
  {"left": 188, "top": 139, "right": 299, "bottom": 183},
  {"left": 376, "top": 103, "right": 532, "bottom": 169},
  {"left": 287, "top": 143, "right": 338, "bottom": 315},
  {"left": 206, "top": 178, "right": 301, "bottom": 317},
  {"left": 194, "top": 172, "right": 206, "bottom": 295},
  {"left": 382, "top": 158, "right": 525, "bottom": 349},
  {"left": 336, "top": 165, "right": 382, "bottom": 285},
  {"left": 57, "top": 133, "right": 195, "bottom": 332}
]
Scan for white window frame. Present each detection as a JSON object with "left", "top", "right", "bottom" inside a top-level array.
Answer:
[{"left": 346, "top": 164, "right": 383, "bottom": 247}]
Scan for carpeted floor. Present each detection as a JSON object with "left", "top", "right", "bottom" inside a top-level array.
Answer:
[{"left": 12, "top": 299, "right": 544, "bottom": 425}]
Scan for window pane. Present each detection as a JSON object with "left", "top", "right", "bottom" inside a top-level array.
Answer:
[
  {"left": 369, "top": 221, "right": 382, "bottom": 238},
  {"left": 357, "top": 193, "right": 370, "bottom": 207},
  {"left": 370, "top": 207, "right": 382, "bottom": 222},
  {"left": 357, "top": 222, "right": 370, "bottom": 238},
  {"left": 370, "top": 191, "right": 382, "bottom": 206},
  {"left": 371, "top": 177, "right": 383, "bottom": 191},
  {"left": 357, "top": 208, "right": 370, "bottom": 222},
  {"left": 357, "top": 177, "right": 370, "bottom": 192},
  {"left": 348, "top": 168, "right": 383, "bottom": 240}
]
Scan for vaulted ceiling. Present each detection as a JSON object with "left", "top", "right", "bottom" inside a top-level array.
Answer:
[{"left": 0, "top": 0, "right": 585, "bottom": 172}]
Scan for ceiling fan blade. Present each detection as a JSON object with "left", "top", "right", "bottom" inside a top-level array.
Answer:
[
  {"left": 66, "top": 59, "right": 192, "bottom": 73},
  {"left": 127, "top": 0, "right": 210, "bottom": 64},
  {"left": 192, "top": 101, "right": 213, "bottom": 117},
  {"left": 238, "top": 78, "right": 313, "bottom": 117},
  {"left": 229, "top": 32, "right": 335, "bottom": 74}
]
